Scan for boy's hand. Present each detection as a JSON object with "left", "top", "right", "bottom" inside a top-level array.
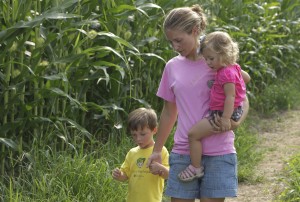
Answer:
[
  {"left": 112, "top": 168, "right": 128, "bottom": 182},
  {"left": 149, "top": 162, "right": 162, "bottom": 175},
  {"left": 112, "top": 168, "right": 122, "bottom": 180},
  {"left": 146, "top": 151, "right": 162, "bottom": 167}
]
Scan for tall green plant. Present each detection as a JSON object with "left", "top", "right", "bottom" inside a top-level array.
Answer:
[
  {"left": 0, "top": 0, "right": 167, "bottom": 177},
  {"left": 204, "top": 0, "right": 300, "bottom": 112}
]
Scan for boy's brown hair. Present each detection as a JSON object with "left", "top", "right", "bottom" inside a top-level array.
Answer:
[{"left": 127, "top": 108, "right": 158, "bottom": 131}]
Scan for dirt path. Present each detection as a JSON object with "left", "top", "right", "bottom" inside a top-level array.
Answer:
[
  {"left": 194, "top": 109, "right": 300, "bottom": 202},
  {"left": 225, "top": 109, "right": 300, "bottom": 202}
]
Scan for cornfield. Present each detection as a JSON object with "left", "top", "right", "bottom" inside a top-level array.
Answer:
[{"left": 0, "top": 0, "right": 299, "bottom": 201}]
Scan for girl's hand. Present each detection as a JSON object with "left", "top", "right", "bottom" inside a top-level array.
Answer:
[
  {"left": 216, "top": 116, "right": 242, "bottom": 131},
  {"left": 211, "top": 114, "right": 232, "bottom": 132},
  {"left": 220, "top": 117, "right": 231, "bottom": 132},
  {"left": 211, "top": 113, "right": 221, "bottom": 133}
]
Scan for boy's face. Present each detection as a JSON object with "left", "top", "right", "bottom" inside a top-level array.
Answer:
[{"left": 130, "top": 126, "right": 156, "bottom": 149}]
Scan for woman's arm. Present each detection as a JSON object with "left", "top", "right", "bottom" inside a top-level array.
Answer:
[
  {"left": 146, "top": 101, "right": 177, "bottom": 166},
  {"left": 241, "top": 70, "right": 251, "bottom": 84},
  {"left": 231, "top": 95, "right": 249, "bottom": 130}
]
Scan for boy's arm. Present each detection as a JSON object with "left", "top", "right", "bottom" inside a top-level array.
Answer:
[{"left": 112, "top": 168, "right": 128, "bottom": 182}]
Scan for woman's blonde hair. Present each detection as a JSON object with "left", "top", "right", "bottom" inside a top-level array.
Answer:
[
  {"left": 200, "top": 31, "right": 239, "bottom": 66},
  {"left": 163, "top": 4, "right": 207, "bottom": 35}
]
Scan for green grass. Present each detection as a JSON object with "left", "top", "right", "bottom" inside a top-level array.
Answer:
[
  {"left": 278, "top": 153, "right": 300, "bottom": 202},
  {"left": 235, "top": 119, "right": 263, "bottom": 182},
  {"left": 0, "top": 121, "right": 259, "bottom": 201},
  {"left": 0, "top": 112, "right": 298, "bottom": 201},
  {"left": 0, "top": 0, "right": 299, "bottom": 200},
  {"left": 251, "top": 78, "right": 300, "bottom": 116},
  {"left": 1, "top": 154, "right": 124, "bottom": 201},
  {"left": 0, "top": 139, "right": 132, "bottom": 202}
]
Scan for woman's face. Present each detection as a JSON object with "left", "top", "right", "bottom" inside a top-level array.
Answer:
[{"left": 165, "top": 28, "right": 198, "bottom": 60}]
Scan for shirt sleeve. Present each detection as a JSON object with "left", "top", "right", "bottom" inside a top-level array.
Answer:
[
  {"left": 156, "top": 64, "right": 176, "bottom": 102},
  {"left": 217, "top": 65, "right": 238, "bottom": 86}
]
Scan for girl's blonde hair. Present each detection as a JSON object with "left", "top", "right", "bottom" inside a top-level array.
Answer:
[
  {"left": 200, "top": 31, "right": 239, "bottom": 66},
  {"left": 163, "top": 4, "right": 207, "bottom": 35}
]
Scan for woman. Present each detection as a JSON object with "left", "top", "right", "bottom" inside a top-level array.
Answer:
[{"left": 147, "top": 4, "right": 249, "bottom": 202}]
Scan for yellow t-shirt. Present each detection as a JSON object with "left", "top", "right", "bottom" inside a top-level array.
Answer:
[{"left": 120, "top": 145, "right": 169, "bottom": 202}]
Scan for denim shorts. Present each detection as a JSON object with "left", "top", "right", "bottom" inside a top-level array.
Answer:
[{"left": 165, "top": 152, "right": 238, "bottom": 199}]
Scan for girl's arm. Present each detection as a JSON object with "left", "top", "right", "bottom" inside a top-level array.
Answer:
[
  {"left": 221, "top": 83, "right": 236, "bottom": 131},
  {"left": 230, "top": 69, "right": 250, "bottom": 129},
  {"left": 146, "top": 101, "right": 177, "bottom": 166},
  {"left": 213, "top": 95, "right": 249, "bottom": 131}
]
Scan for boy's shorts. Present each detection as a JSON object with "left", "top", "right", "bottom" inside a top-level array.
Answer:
[{"left": 165, "top": 152, "right": 238, "bottom": 199}]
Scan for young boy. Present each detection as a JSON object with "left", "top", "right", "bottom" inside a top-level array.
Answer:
[{"left": 112, "top": 108, "right": 169, "bottom": 202}]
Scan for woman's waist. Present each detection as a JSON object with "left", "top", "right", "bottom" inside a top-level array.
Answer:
[{"left": 172, "top": 132, "right": 235, "bottom": 155}]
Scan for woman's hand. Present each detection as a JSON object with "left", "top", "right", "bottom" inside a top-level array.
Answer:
[{"left": 146, "top": 151, "right": 162, "bottom": 167}]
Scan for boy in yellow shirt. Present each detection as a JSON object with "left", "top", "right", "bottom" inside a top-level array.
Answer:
[{"left": 112, "top": 108, "right": 169, "bottom": 202}]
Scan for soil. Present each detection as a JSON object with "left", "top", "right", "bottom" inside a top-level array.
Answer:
[
  {"left": 195, "top": 109, "right": 300, "bottom": 202},
  {"left": 226, "top": 109, "right": 300, "bottom": 202}
]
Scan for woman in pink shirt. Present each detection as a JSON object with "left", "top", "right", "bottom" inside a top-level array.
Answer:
[
  {"left": 147, "top": 4, "right": 250, "bottom": 202},
  {"left": 178, "top": 31, "right": 251, "bottom": 182}
]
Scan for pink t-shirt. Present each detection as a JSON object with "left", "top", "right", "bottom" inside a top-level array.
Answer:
[
  {"left": 157, "top": 55, "right": 236, "bottom": 155},
  {"left": 210, "top": 64, "right": 246, "bottom": 110}
]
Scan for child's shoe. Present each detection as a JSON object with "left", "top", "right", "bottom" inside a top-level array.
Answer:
[{"left": 178, "top": 164, "right": 204, "bottom": 182}]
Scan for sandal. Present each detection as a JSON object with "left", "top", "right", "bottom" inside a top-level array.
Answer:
[{"left": 178, "top": 164, "right": 204, "bottom": 182}]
